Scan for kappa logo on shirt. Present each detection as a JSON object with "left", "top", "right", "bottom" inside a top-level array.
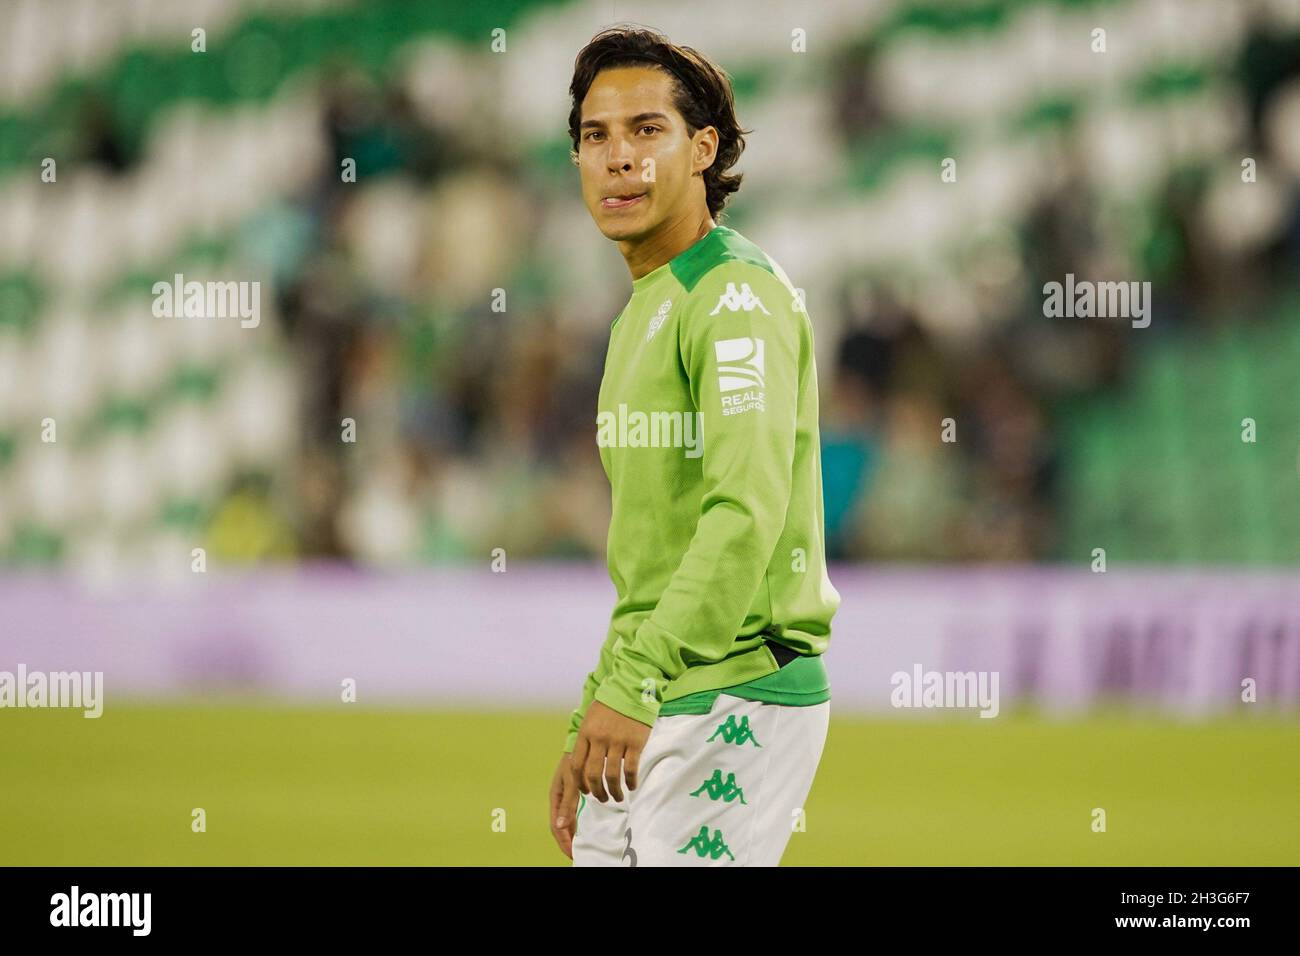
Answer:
[
  {"left": 646, "top": 299, "right": 673, "bottom": 341},
  {"left": 709, "top": 282, "right": 771, "bottom": 315}
]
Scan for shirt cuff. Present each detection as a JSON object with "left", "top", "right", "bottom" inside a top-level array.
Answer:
[{"left": 593, "top": 673, "right": 660, "bottom": 727}]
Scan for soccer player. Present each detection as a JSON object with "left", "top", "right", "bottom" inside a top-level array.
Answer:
[{"left": 548, "top": 26, "right": 841, "bottom": 866}]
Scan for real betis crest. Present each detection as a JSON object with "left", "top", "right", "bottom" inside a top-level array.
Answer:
[{"left": 646, "top": 299, "right": 672, "bottom": 341}]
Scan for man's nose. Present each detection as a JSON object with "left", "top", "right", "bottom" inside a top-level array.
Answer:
[{"left": 605, "top": 134, "right": 634, "bottom": 173}]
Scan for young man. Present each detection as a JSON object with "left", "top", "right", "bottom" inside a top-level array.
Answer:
[{"left": 548, "top": 27, "right": 840, "bottom": 866}]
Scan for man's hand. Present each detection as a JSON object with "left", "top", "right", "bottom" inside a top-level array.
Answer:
[
  {"left": 570, "top": 700, "right": 653, "bottom": 803},
  {"left": 549, "top": 752, "right": 580, "bottom": 859}
]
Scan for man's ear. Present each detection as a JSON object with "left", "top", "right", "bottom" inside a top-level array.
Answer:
[{"left": 693, "top": 126, "right": 719, "bottom": 174}]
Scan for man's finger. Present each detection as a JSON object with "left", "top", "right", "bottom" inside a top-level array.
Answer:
[
  {"left": 623, "top": 743, "right": 642, "bottom": 792},
  {"left": 571, "top": 737, "right": 591, "bottom": 795},
  {"left": 549, "top": 775, "right": 562, "bottom": 828},
  {"left": 584, "top": 744, "right": 610, "bottom": 802},
  {"left": 555, "top": 803, "right": 576, "bottom": 845},
  {"left": 604, "top": 743, "right": 626, "bottom": 802},
  {"left": 555, "top": 765, "right": 578, "bottom": 859},
  {"left": 555, "top": 758, "right": 579, "bottom": 827}
]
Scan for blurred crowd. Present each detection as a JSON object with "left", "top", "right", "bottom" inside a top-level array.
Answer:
[
  {"left": 272, "top": 16, "right": 1299, "bottom": 565},
  {"left": 3, "top": 0, "right": 1299, "bottom": 569}
]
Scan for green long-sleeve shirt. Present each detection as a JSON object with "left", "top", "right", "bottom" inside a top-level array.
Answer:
[{"left": 563, "top": 225, "right": 840, "bottom": 752}]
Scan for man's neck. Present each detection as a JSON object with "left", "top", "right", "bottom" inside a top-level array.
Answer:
[{"left": 620, "top": 210, "right": 717, "bottom": 281}]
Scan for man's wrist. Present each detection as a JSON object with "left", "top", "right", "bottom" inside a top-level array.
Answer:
[{"left": 593, "top": 679, "right": 660, "bottom": 727}]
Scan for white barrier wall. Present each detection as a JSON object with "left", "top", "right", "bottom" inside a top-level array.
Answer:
[{"left": 1, "top": 564, "right": 1297, "bottom": 716}]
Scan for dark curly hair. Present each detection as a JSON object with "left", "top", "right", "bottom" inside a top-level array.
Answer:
[{"left": 568, "top": 26, "right": 750, "bottom": 221}]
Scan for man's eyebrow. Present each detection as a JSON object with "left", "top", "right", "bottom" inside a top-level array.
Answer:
[{"left": 579, "top": 112, "right": 672, "bottom": 130}]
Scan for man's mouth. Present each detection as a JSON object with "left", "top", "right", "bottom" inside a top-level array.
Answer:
[{"left": 601, "top": 192, "right": 647, "bottom": 209}]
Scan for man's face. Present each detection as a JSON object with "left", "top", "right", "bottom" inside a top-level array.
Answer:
[{"left": 576, "top": 65, "right": 713, "bottom": 242}]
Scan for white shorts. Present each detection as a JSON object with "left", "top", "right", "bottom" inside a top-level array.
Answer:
[{"left": 571, "top": 693, "right": 830, "bottom": 867}]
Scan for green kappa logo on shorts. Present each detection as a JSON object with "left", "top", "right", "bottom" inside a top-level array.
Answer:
[
  {"left": 689, "top": 769, "right": 748, "bottom": 804},
  {"left": 678, "top": 826, "right": 736, "bottom": 860},
  {"left": 707, "top": 714, "right": 761, "bottom": 747}
]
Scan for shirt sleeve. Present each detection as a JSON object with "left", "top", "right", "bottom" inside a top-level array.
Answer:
[{"left": 591, "top": 261, "right": 804, "bottom": 727}]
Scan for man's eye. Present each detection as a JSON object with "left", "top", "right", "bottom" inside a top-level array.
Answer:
[
  {"left": 639, "top": 125, "right": 658, "bottom": 135},
  {"left": 585, "top": 131, "right": 603, "bottom": 141}
]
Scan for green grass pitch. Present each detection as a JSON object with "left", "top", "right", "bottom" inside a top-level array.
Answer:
[{"left": 1, "top": 702, "right": 1296, "bottom": 865}]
